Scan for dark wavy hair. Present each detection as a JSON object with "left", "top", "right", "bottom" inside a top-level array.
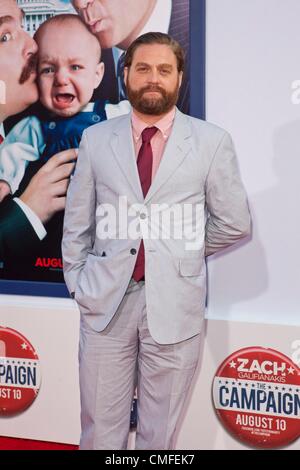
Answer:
[{"left": 124, "top": 32, "right": 185, "bottom": 73}]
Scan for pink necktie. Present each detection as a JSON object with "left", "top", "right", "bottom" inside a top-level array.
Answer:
[
  {"left": 132, "top": 127, "right": 158, "bottom": 282},
  {"left": 0, "top": 134, "right": 4, "bottom": 145}
]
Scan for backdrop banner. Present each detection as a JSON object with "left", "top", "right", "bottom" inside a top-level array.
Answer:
[{"left": 0, "top": 0, "right": 205, "bottom": 297}]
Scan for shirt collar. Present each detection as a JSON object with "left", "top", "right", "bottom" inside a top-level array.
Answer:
[
  {"left": 0, "top": 122, "right": 4, "bottom": 139},
  {"left": 131, "top": 107, "right": 176, "bottom": 142},
  {"left": 81, "top": 102, "right": 94, "bottom": 112}
]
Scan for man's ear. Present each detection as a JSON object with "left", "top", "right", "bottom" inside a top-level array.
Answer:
[
  {"left": 124, "top": 66, "right": 129, "bottom": 87},
  {"left": 178, "top": 71, "right": 183, "bottom": 89},
  {"left": 94, "top": 61, "right": 105, "bottom": 89}
]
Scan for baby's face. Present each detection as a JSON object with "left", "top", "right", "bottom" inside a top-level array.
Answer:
[{"left": 37, "top": 22, "right": 104, "bottom": 117}]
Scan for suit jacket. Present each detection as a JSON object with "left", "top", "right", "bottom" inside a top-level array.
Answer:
[
  {"left": 0, "top": 197, "right": 40, "bottom": 267},
  {"left": 0, "top": 192, "right": 63, "bottom": 282},
  {"left": 93, "top": 0, "right": 190, "bottom": 113},
  {"left": 0, "top": 131, "right": 69, "bottom": 281},
  {"left": 0, "top": 121, "right": 41, "bottom": 276},
  {"left": 62, "top": 108, "right": 250, "bottom": 344}
]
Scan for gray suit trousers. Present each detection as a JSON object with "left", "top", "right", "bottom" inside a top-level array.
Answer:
[{"left": 79, "top": 279, "right": 201, "bottom": 450}]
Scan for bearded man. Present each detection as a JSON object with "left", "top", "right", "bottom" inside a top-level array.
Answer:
[{"left": 62, "top": 32, "right": 250, "bottom": 450}]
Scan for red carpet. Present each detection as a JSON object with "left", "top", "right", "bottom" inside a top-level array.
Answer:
[{"left": 0, "top": 436, "right": 78, "bottom": 450}]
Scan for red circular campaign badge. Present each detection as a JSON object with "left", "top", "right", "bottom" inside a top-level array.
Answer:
[
  {"left": 213, "top": 347, "right": 300, "bottom": 448},
  {"left": 0, "top": 327, "right": 41, "bottom": 416}
]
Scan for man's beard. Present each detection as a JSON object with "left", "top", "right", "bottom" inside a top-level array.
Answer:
[
  {"left": 19, "top": 54, "right": 37, "bottom": 84},
  {"left": 126, "top": 80, "right": 180, "bottom": 115}
]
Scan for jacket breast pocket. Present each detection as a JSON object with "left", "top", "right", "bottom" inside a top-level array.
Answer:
[{"left": 167, "top": 179, "right": 201, "bottom": 194}]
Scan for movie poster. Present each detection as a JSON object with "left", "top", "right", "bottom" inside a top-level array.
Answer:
[{"left": 0, "top": 0, "right": 192, "bottom": 290}]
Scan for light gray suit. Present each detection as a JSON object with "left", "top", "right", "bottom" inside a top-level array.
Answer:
[{"left": 62, "top": 108, "right": 250, "bottom": 448}]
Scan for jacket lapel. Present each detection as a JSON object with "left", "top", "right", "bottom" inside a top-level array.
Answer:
[
  {"left": 145, "top": 109, "right": 191, "bottom": 204},
  {"left": 110, "top": 113, "right": 144, "bottom": 202}
]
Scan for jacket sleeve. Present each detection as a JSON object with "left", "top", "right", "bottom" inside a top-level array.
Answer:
[
  {"left": 62, "top": 130, "right": 96, "bottom": 295},
  {"left": 205, "top": 131, "right": 251, "bottom": 256}
]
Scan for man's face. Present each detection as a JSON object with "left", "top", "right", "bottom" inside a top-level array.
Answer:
[
  {"left": 72, "top": 0, "right": 155, "bottom": 49},
  {"left": 0, "top": 0, "right": 38, "bottom": 121},
  {"left": 37, "top": 22, "right": 104, "bottom": 117},
  {"left": 124, "top": 43, "right": 182, "bottom": 116}
]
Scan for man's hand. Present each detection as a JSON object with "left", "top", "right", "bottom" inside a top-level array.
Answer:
[
  {"left": 19, "top": 148, "right": 78, "bottom": 224},
  {"left": 0, "top": 180, "right": 11, "bottom": 202}
]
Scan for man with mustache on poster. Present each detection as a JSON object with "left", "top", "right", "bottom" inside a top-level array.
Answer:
[
  {"left": 72, "top": 0, "right": 190, "bottom": 113},
  {"left": 0, "top": 1, "right": 77, "bottom": 266}
]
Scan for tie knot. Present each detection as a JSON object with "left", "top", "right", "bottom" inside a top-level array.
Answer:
[{"left": 141, "top": 127, "right": 157, "bottom": 144}]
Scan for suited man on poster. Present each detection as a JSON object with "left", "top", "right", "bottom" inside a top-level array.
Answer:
[
  {"left": 0, "top": 0, "right": 77, "bottom": 262},
  {"left": 62, "top": 32, "right": 250, "bottom": 449},
  {"left": 72, "top": 0, "right": 190, "bottom": 113}
]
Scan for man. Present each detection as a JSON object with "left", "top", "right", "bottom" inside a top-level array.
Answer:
[
  {"left": 62, "top": 32, "right": 250, "bottom": 450},
  {"left": 0, "top": 1, "right": 76, "bottom": 268},
  {"left": 72, "top": 0, "right": 190, "bottom": 113}
]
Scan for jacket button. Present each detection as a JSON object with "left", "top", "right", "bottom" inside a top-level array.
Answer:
[{"left": 130, "top": 248, "right": 137, "bottom": 255}]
